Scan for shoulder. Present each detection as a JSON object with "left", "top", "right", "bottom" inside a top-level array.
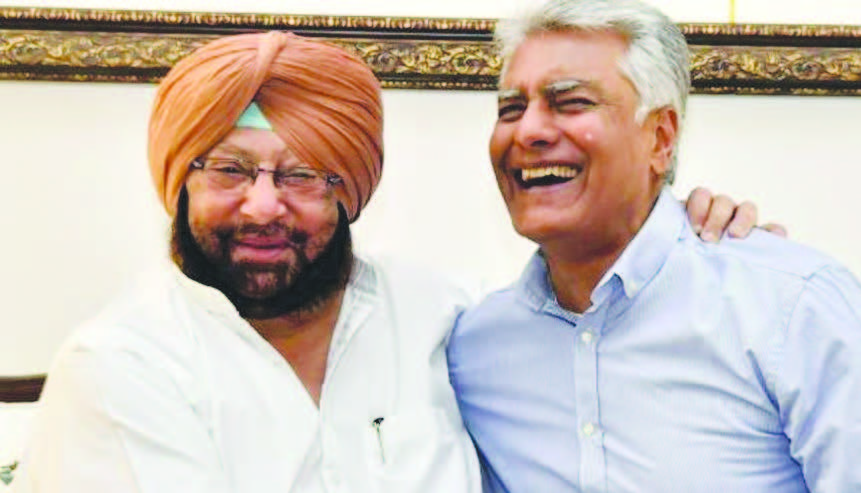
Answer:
[
  {"left": 357, "top": 253, "right": 485, "bottom": 308},
  {"left": 50, "top": 263, "right": 196, "bottom": 380},
  {"left": 787, "top": 262, "right": 861, "bottom": 323},
  {"left": 675, "top": 229, "right": 861, "bottom": 335},
  {"left": 680, "top": 228, "right": 841, "bottom": 283},
  {"left": 460, "top": 284, "right": 523, "bottom": 324},
  {"left": 36, "top": 264, "right": 212, "bottom": 439},
  {"left": 450, "top": 252, "right": 549, "bottom": 340},
  {"left": 449, "top": 282, "right": 531, "bottom": 349}
]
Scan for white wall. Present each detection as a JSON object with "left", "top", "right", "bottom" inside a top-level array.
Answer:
[
  {"left": 676, "top": 95, "right": 861, "bottom": 271},
  {"left": 1, "top": 0, "right": 860, "bottom": 374}
]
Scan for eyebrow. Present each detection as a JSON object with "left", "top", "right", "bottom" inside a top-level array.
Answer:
[
  {"left": 209, "top": 144, "right": 245, "bottom": 154},
  {"left": 543, "top": 79, "right": 584, "bottom": 97},
  {"left": 206, "top": 145, "right": 256, "bottom": 161},
  {"left": 497, "top": 88, "right": 524, "bottom": 103},
  {"left": 497, "top": 78, "right": 596, "bottom": 102}
]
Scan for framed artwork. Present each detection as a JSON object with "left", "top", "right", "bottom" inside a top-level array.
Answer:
[{"left": 0, "top": 7, "right": 859, "bottom": 95}]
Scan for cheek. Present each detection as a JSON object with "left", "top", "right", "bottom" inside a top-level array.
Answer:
[
  {"left": 297, "top": 201, "right": 340, "bottom": 236},
  {"left": 187, "top": 194, "right": 235, "bottom": 232},
  {"left": 488, "top": 123, "right": 512, "bottom": 167},
  {"left": 562, "top": 113, "right": 607, "bottom": 147},
  {"left": 489, "top": 125, "right": 516, "bottom": 197}
]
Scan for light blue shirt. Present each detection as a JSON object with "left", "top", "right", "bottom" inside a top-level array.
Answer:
[{"left": 448, "top": 188, "right": 861, "bottom": 493}]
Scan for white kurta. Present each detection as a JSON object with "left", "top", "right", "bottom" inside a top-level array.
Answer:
[{"left": 15, "top": 256, "right": 482, "bottom": 493}]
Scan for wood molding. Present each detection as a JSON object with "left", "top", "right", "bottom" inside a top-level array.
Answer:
[
  {"left": 0, "top": 375, "right": 45, "bottom": 403},
  {"left": 1, "top": 8, "right": 860, "bottom": 94}
]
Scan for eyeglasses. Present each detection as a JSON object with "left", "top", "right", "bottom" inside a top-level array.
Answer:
[{"left": 190, "top": 157, "right": 342, "bottom": 198}]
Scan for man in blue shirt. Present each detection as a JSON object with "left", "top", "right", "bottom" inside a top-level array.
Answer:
[{"left": 447, "top": 0, "right": 861, "bottom": 491}]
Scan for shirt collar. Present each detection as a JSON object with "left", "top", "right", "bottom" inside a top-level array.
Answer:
[
  {"left": 170, "top": 261, "right": 239, "bottom": 320},
  {"left": 326, "top": 256, "right": 377, "bottom": 373},
  {"left": 515, "top": 187, "right": 685, "bottom": 311},
  {"left": 517, "top": 251, "right": 556, "bottom": 312},
  {"left": 346, "top": 255, "right": 376, "bottom": 299},
  {"left": 599, "top": 187, "right": 686, "bottom": 300}
]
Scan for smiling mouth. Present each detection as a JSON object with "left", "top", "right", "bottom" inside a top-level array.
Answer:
[
  {"left": 237, "top": 239, "right": 290, "bottom": 248},
  {"left": 232, "top": 240, "right": 296, "bottom": 265},
  {"left": 514, "top": 165, "right": 582, "bottom": 189}
]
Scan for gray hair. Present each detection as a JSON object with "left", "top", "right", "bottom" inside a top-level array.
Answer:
[{"left": 496, "top": 0, "right": 690, "bottom": 183}]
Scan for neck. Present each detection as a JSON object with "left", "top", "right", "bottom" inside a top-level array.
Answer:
[
  {"left": 543, "top": 247, "right": 620, "bottom": 313},
  {"left": 542, "top": 189, "right": 662, "bottom": 313},
  {"left": 249, "top": 289, "right": 346, "bottom": 406}
]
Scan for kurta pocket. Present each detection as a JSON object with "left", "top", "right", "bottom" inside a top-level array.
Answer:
[{"left": 366, "top": 407, "right": 476, "bottom": 493}]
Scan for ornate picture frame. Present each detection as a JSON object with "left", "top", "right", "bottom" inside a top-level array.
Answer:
[
  {"left": 0, "top": 375, "right": 44, "bottom": 403},
  {"left": 1, "top": 7, "right": 860, "bottom": 95}
]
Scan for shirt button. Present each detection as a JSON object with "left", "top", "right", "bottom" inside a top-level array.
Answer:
[
  {"left": 582, "top": 422, "right": 597, "bottom": 437},
  {"left": 580, "top": 331, "right": 594, "bottom": 344}
]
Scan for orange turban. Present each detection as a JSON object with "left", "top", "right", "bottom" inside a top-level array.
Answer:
[{"left": 148, "top": 31, "right": 383, "bottom": 222}]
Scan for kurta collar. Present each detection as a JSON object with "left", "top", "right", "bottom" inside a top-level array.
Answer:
[{"left": 169, "top": 253, "right": 378, "bottom": 355}]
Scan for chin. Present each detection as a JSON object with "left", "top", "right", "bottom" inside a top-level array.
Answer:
[
  {"left": 510, "top": 212, "right": 575, "bottom": 246},
  {"left": 232, "top": 271, "right": 286, "bottom": 298}
]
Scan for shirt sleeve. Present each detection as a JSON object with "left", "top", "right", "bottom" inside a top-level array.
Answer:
[
  {"left": 17, "top": 333, "right": 229, "bottom": 493},
  {"left": 776, "top": 265, "right": 861, "bottom": 492}
]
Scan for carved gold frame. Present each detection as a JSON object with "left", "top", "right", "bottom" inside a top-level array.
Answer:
[
  {"left": 1, "top": 8, "right": 861, "bottom": 95},
  {"left": 0, "top": 375, "right": 43, "bottom": 402}
]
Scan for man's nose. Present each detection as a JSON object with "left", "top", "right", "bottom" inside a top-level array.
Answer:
[
  {"left": 239, "top": 172, "right": 287, "bottom": 222},
  {"left": 514, "top": 103, "right": 561, "bottom": 149}
]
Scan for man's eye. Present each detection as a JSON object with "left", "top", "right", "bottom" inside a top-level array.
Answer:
[
  {"left": 277, "top": 169, "right": 318, "bottom": 186},
  {"left": 498, "top": 103, "right": 525, "bottom": 121},
  {"left": 284, "top": 169, "right": 317, "bottom": 180},
  {"left": 209, "top": 161, "right": 246, "bottom": 174},
  {"left": 554, "top": 97, "right": 595, "bottom": 111},
  {"left": 218, "top": 166, "right": 245, "bottom": 175}
]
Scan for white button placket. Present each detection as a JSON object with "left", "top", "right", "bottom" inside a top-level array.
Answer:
[
  {"left": 320, "top": 421, "right": 343, "bottom": 492},
  {"left": 318, "top": 278, "right": 376, "bottom": 493}
]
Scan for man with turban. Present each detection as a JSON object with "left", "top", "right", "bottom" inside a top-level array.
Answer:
[{"left": 16, "top": 31, "right": 762, "bottom": 493}]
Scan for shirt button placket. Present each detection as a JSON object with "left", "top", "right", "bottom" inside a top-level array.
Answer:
[
  {"left": 581, "top": 330, "right": 594, "bottom": 345},
  {"left": 574, "top": 307, "right": 606, "bottom": 492},
  {"left": 321, "top": 422, "right": 343, "bottom": 492}
]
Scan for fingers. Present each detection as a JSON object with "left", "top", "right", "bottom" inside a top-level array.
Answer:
[
  {"left": 726, "top": 201, "right": 758, "bottom": 238},
  {"left": 685, "top": 187, "right": 713, "bottom": 234},
  {"left": 761, "top": 222, "right": 788, "bottom": 238},
  {"left": 699, "top": 194, "right": 735, "bottom": 243},
  {"left": 685, "top": 188, "right": 783, "bottom": 242}
]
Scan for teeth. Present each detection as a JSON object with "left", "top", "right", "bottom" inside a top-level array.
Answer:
[{"left": 520, "top": 166, "right": 580, "bottom": 181}]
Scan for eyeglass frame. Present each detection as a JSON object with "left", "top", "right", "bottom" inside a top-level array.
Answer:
[{"left": 188, "top": 157, "right": 343, "bottom": 197}]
